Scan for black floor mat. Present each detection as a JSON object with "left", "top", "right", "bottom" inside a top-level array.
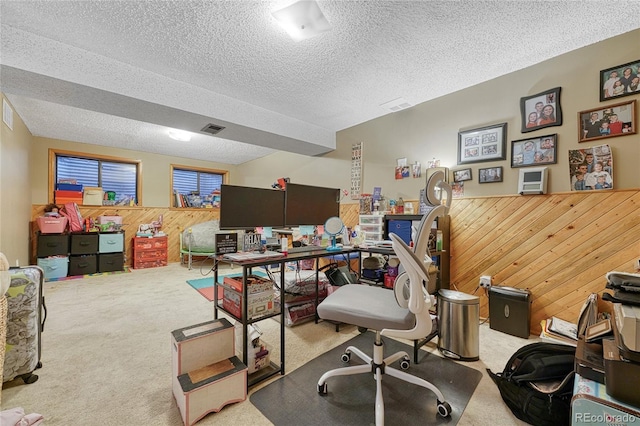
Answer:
[{"left": 250, "top": 332, "right": 483, "bottom": 425}]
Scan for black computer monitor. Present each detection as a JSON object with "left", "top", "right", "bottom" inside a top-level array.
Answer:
[
  {"left": 284, "top": 183, "right": 340, "bottom": 227},
  {"left": 219, "top": 184, "right": 285, "bottom": 229}
]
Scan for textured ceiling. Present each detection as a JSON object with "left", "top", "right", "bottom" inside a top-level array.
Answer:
[{"left": 1, "top": 1, "right": 639, "bottom": 165}]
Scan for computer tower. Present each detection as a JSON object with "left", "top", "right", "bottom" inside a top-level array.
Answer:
[{"left": 488, "top": 286, "right": 531, "bottom": 339}]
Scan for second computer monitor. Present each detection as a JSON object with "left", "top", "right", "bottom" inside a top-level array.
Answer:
[{"left": 284, "top": 183, "right": 340, "bottom": 227}]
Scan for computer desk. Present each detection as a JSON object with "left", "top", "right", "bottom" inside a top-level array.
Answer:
[{"left": 212, "top": 247, "right": 360, "bottom": 387}]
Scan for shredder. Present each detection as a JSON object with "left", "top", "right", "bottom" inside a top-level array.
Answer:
[
  {"left": 437, "top": 289, "right": 479, "bottom": 361},
  {"left": 488, "top": 286, "right": 531, "bottom": 339}
]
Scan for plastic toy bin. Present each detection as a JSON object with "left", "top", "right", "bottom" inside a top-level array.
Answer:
[{"left": 36, "top": 216, "right": 68, "bottom": 234}]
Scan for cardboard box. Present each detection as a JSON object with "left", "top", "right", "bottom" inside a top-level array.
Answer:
[
  {"left": 222, "top": 284, "right": 274, "bottom": 320},
  {"left": 241, "top": 342, "right": 271, "bottom": 374},
  {"left": 83, "top": 187, "right": 103, "bottom": 206},
  {"left": 223, "top": 274, "right": 273, "bottom": 294},
  {"left": 36, "top": 216, "right": 68, "bottom": 234}
]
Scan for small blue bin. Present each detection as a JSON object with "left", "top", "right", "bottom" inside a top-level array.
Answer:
[
  {"left": 37, "top": 256, "right": 69, "bottom": 280},
  {"left": 56, "top": 183, "right": 83, "bottom": 192}
]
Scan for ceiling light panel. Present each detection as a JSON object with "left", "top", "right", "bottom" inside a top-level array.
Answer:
[{"left": 272, "top": 0, "right": 332, "bottom": 42}]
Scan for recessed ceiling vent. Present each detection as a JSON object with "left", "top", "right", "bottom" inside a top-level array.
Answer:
[
  {"left": 200, "top": 123, "right": 226, "bottom": 135},
  {"left": 379, "top": 97, "right": 413, "bottom": 112}
]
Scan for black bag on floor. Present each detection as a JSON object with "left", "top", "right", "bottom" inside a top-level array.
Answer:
[{"left": 487, "top": 342, "right": 575, "bottom": 426}]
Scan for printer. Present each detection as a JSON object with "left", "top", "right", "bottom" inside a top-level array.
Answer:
[
  {"left": 601, "top": 302, "right": 640, "bottom": 407},
  {"left": 613, "top": 303, "right": 640, "bottom": 353}
]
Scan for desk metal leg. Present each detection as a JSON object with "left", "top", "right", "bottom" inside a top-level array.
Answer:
[
  {"left": 280, "top": 266, "right": 286, "bottom": 376},
  {"left": 213, "top": 259, "right": 219, "bottom": 320}
]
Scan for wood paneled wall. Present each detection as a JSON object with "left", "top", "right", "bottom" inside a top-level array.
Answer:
[
  {"left": 33, "top": 190, "right": 639, "bottom": 334},
  {"left": 341, "top": 190, "right": 640, "bottom": 334},
  {"left": 448, "top": 189, "right": 640, "bottom": 334}
]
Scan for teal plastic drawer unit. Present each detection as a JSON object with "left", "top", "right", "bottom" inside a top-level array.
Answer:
[{"left": 99, "top": 233, "right": 124, "bottom": 253}]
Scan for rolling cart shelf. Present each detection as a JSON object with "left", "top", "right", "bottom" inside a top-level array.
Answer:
[
  {"left": 248, "top": 362, "right": 282, "bottom": 387},
  {"left": 214, "top": 303, "right": 282, "bottom": 324}
]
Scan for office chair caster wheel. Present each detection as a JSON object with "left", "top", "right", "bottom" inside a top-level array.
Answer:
[
  {"left": 399, "top": 356, "right": 410, "bottom": 370},
  {"left": 437, "top": 401, "right": 452, "bottom": 417},
  {"left": 357, "top": 326, "right": 367, "bottom": 333},
  {"left": 318, "top": 383, "right": 328, "bottom": 395},
  {"left": 341, "top": 351, "right": 351, "bottom": 363}
]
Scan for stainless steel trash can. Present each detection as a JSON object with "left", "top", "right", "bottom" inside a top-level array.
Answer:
[{"left": 437, "top": 289, "right": 479, "bottom": 361}]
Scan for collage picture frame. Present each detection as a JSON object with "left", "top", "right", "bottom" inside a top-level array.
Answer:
[{"left": 457, "top": 123, "right": 507, "bottom": 165}]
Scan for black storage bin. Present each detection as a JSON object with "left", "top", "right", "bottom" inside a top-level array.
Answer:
[
  {"left": 37, "top": 233, "right": 69, "bottom": 257},
  {"left": 98, "top": 253, "right": 124, "bottom": 273},
  {"left": 70, "top": 233, "right": 99, "bottom": 255},
  {"left": 69, "top": 254, "right": 97, "bottom": 276},
  {"left": 489, "top": 286, "right": 531, "bottom": 338}
]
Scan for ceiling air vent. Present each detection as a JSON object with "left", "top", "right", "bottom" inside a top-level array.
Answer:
[
  {"left": 201, "top": 123, "right": 226, "bottom": 135},
  {"left": 379, "top": 97, "right": 413, "bottom": 113}
]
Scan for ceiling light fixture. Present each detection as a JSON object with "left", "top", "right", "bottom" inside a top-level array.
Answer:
[
  {"left": 168, "top": 129, "right": 191, "bottom": 142},
  {"left": 272, "top": 0, "right": 332, "bottom": 42}
]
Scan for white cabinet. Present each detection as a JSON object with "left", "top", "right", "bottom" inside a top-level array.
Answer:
[{"left": 359, "top": 214, "right": 384, "bottom": 243}]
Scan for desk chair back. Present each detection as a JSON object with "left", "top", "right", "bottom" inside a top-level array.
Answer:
[{"left": 383, "top": 234, "right": 434, "bottom": 341}]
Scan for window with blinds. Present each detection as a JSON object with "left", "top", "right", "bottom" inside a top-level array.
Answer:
[
  {"left": 55, "top": 154, "right": 139, "bottom": 205},
  {"left": 171, "top": 165, "right": 227, "bottom": 208}
]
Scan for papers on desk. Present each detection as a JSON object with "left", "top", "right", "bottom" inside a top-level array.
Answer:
[
  {"left": 539, "top": 318, "right": 578, "bottom": 346},
  {"left": 360, "top": 240, "right": 393, "bottom": 248},
  {"left": 222, "top": 251, "right": 284, "bottom": 261},
  {"left": 548, "top": 316, "right": 578, "bottom": 340}
]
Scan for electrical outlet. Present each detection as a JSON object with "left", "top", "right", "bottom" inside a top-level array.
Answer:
[{"left": 479, "top": 275, "right": 492, "bottom": 288}]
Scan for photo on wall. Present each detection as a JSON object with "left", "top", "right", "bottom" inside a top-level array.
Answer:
[
  {"left": 520, "top": 87, "right": 562, "bottom": 133},
  {"left": 600, "top": 59, "right": 640, "bottom": 101},
  {"left": 511, "top": 134, "right": 558, "bottom": 168},
  {"left": 568, "top": 144, "right": 613, "bottom": 191},
  {"left": 578, "top": 100, "right": 636, "bottom": 143},
  {"left": 451, "top": 181, "right": 464, "bottom": 198}
]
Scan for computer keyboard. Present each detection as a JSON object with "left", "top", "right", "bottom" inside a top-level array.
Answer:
[{"left": 280, "top": 245, "right": 323, "bottom": 253}]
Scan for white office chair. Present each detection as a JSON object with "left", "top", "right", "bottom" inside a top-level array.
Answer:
[{"left": 317, "top": 233, "right": 451, "bottom": 425}]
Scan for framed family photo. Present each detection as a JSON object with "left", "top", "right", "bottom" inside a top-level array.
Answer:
[
  {"left": 569, "top": 144, "right": 613, "bottom": 191},
  {"left": 453, "top": 168, "right": 472, "bottom": 182},
  {"left": 520, "top": 87, "right": 562, "bottom": 133},
  {"left": 479, "top": 166, "right": 503, "bottom": 183},
  {"left": 578, "top": 100, "right": 636, "bottom": 143},
  {"left": 457, "top": 123, "right": 507, "bottom": 165},
  {"left": 600, "top": 59, "right": 640, "bottom": 101},
  {"left": 511, "top": 134, "right": 558, "bottom": 168}
]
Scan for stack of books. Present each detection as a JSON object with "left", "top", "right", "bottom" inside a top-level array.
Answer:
[{"left": 540, "top": 316, "right": 578, "bottom": 346}]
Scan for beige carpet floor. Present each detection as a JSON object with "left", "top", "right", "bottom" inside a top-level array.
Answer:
[{"left": 1, "top": 262, "right": 533, "bottom": 425}]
